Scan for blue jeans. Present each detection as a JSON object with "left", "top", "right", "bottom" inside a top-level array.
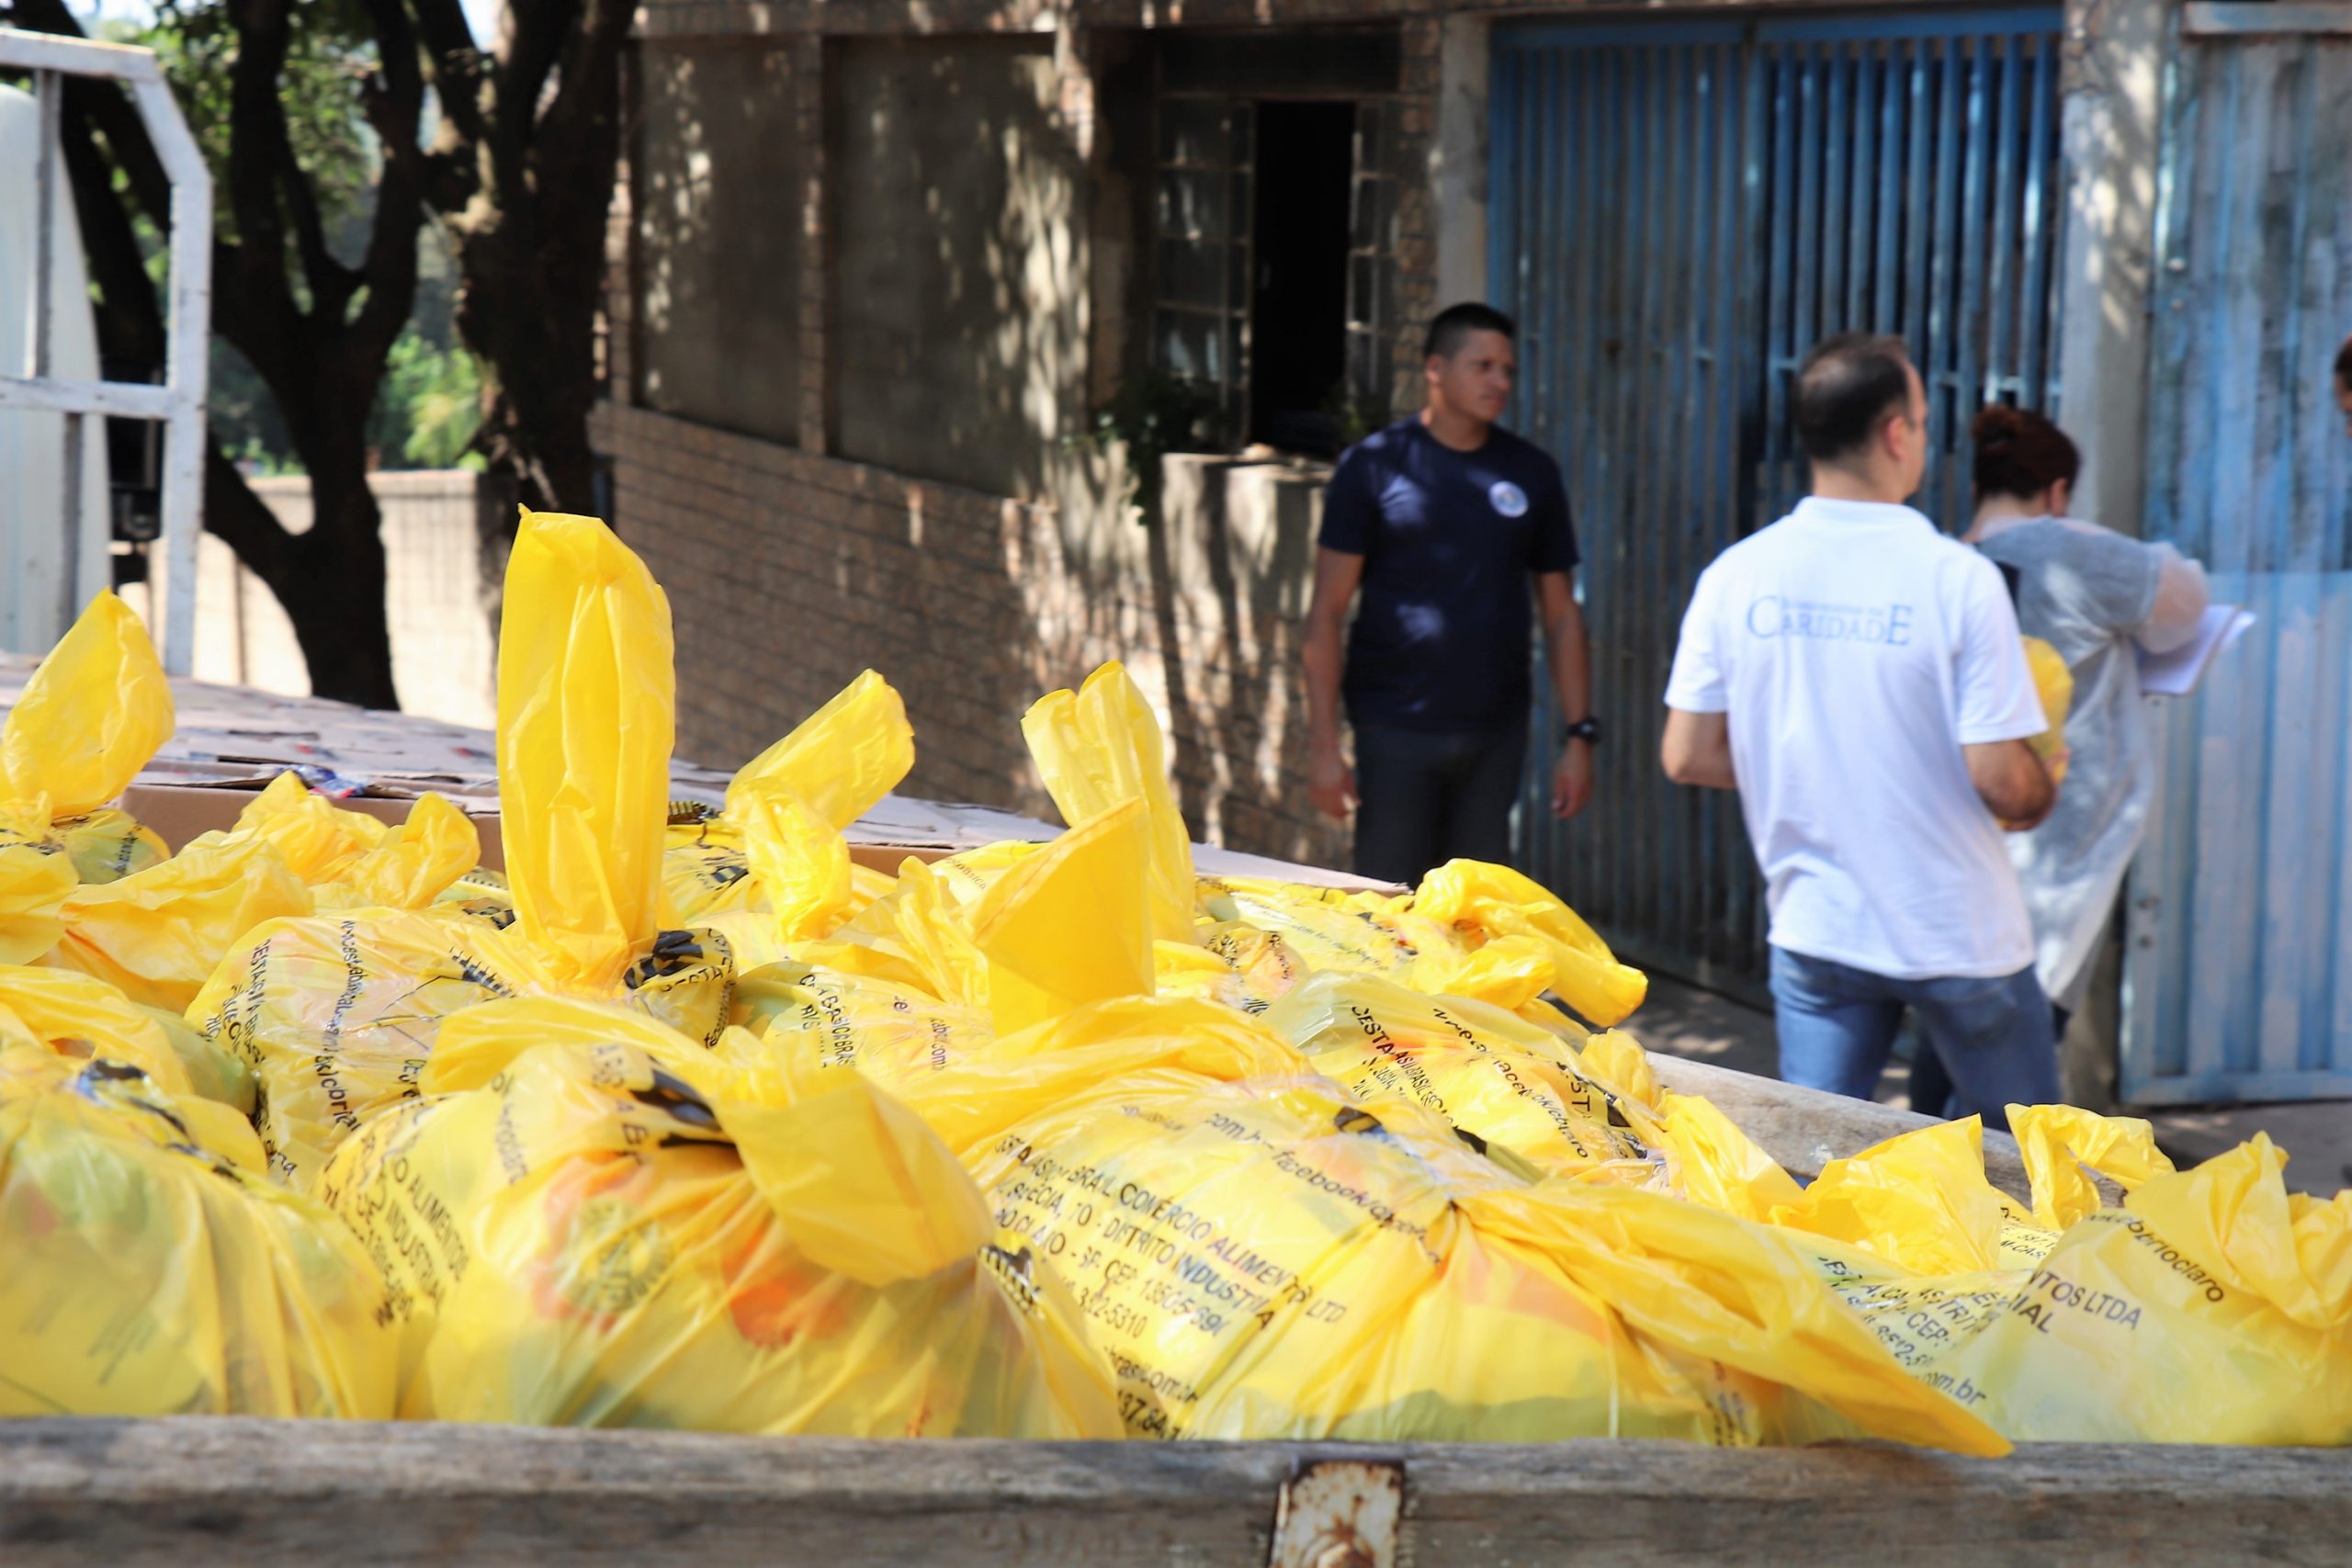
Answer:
[{"left": 1769, "top": 947, "right": 2058, "bottom": 1132}]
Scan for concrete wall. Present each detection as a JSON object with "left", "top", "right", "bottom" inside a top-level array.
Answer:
[
  {"left": 1431, "top": 12, "right": 1489, "bottom": 311},
  {"left": 2055, "top": 0, "right": 2173, "bottom": 538},
  {"left": 633, "top": 40, "right": 808, "bottom": 446}
]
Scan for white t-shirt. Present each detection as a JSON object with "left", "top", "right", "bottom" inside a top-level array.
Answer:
[{"left": 1664, "top": 497, "right": 2047, "bottom": 980}]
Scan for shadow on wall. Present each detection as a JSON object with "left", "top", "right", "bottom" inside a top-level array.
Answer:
[
  {"left": 832, "top": 36, "right": 1092, "bottom": 511},
  {"left": 634, "top": 41, "right": 806, "bottom": 448},
  {"left": 1148, "top": 454, "right": 1346, "bottom": 869}
]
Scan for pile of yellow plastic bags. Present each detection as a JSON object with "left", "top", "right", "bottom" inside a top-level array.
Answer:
[{"left": 0, "top": 509, "right": 2341, "bottom": 1453}]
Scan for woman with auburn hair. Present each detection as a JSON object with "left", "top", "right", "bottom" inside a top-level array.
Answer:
[{"left": 1907, "top": 406, "right": 2211, "bottom": 1115}]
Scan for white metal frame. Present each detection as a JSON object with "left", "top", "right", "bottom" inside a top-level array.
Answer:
[{"left": 0, "top": 28, "right": 210, "bottom": 674}]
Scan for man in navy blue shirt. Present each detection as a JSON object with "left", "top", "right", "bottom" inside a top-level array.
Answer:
[{"left": 1301, "top": 302, "right": 1594, "bottom": 885}]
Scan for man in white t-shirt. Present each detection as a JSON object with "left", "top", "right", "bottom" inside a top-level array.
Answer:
[{"left": 1659, "top": 333, "right": 2059, "bottom": 1128}]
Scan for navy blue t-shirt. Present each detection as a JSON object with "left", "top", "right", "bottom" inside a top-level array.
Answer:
[{"left": 1319, "top": 418, "right": 1579, "bottom": 732}]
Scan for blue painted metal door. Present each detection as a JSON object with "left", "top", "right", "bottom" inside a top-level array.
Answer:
[
  {"left": 1489, "top": 9, "right": 2065, "bottom": 993},
  {"left": 2125, "top": 26, "right": 2352, "bottom": 1104}
]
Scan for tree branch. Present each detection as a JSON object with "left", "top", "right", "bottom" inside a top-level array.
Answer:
[
  {"left": 275, "top": 125, "right": 357, "bottom": 321},
  {"left": 492, "top": 0, "right": 570, "bottom": 186},
  {"left": 532, "top": 0, "right": 628, "bottom": 195},
  {"left": 405, "top": 0, "right": 492, "bottom": 152},
  {"left": 221, "top": 0, "right": 304, "bottom": 335},
  {"left": 346, "top": 0, "right": 429, "bottom": 362},
  {"left": 202, "top": 439, "right": 305, "bottom": 580}
]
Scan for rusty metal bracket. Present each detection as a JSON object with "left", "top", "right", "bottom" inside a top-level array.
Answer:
[{"left": 1267, "top": 1458, "right": 1404, "bottom": 1568}]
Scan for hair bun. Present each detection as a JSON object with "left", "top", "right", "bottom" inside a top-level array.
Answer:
[
  {"left": 1970, "top": 402, "right": 2080, "bottom": 503},
  {"left": 1971, "top": 402, "right": 2029, "bottom": 446}
]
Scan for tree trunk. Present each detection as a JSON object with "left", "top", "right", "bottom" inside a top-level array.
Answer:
[
  {"left": 200, "top": 448, "right": 401, "bottom": 711},
  {"left": 290, "top": 470, "right": 401, "bottom": 713}
]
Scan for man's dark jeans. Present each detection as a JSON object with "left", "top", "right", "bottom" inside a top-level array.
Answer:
[{"left": 1351, "top": 722, "right": 1527, "bottom": 886}]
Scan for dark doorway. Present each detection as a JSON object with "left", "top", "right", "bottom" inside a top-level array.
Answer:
[{"left": 1248, "top": 100, "right": 1354, "bottom": 456}]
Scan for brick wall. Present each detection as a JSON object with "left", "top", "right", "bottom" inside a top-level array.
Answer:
[{"left": 594, "top": 403, "right": 1351, "bottom": 867}]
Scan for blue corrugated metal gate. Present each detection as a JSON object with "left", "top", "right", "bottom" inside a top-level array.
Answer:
[
  {"left": 1489, "top": 8, "right": 2065, "bottom": 993},
  {"left": 2125, "top": 24, "right": 2352, "bottom": 1104}
]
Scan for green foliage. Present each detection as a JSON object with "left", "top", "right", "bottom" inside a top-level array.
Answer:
[
  {"left": 372, "top": 331, "right": 483, "bottom": 469},
  {"left": 146, "top": 0, "right": 378, "bottom": 245},
  {"left": 1071, "top": 370, "right": 1221, "bottom": 525}
]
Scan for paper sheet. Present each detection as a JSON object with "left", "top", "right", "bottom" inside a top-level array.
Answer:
[{"left": 2139, "top": 604, "right": 2256, "bottom": 697}]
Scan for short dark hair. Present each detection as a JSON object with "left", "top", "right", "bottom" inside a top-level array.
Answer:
[
  {"left": 1793, "top": 333, "right": 1916, "bottom": 462},
  {"left": 1972, "top": 404, "right": 2081, "bottom": 504},
  {"left": 1425, "top": 302, "right": 1516, "bottom": 361},
  {"left": 2336, "top": 332, "right": 2352, "bottom": 389}
]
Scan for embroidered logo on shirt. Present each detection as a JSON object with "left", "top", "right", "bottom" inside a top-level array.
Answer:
[{"left": 1488, "top": 480, "right": 1529, "bottom": 518}]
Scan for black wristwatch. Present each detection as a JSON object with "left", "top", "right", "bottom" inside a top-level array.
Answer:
[{"left": 1562, "top": 717, "right": 1603, "bottom": 746}]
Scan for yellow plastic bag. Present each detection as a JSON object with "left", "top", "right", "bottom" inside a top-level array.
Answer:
[
  {"left": 1159, "top": 919, "right": 1311, "bottom": 1013},
  {"left": 967, "top": 797, "right": 1155, "bottom": 1034},
  {"left": 187, "top": 773, "right": 481, "bottom": 911},
  {"left": 0, "top": 592, "right": 176, "bottom": 959},
  {"left": 728, "top": 669, "right": 917, "bottom": 833},
  {"left": 1767, "top": 1116, "right": 2032, "bottom": 1279},
  {"left": 1194, "top": 876, "right": 1448, "bottom": 983},
  {"left": 1258, "top": 970, "right": 1659, "bottom": 1181},
  {"left": 46, "top": 835, "right": 314, "bottom": 1011},
  {"left": 499, "top": 511, "right": 677, "bottom": 989},
  {"left": 919, "top": 840, "right": 1045, "bottom": 908},
  {"left": 1409, "top": 860, "right": 1649, "bottom": 1026},
  {"left": 1645, "top": 1089, "right": 1808, "bottom": 1224},
  {"left": 2022, "top": 635, "right": 2074, "bottom": 789},
  {"left": 801, "top": 804, "right": 1159, "bottom": 1034},
  {"left": 0, "top": 592, "right": 174, "bottom": 827},
  {"left": 189, "top": 908, "right": 525, "bottom": 1186},
  {"left": 52, "top": 809, "right": 169, "bottom": 887},
  {"left": 664, "top": 671, "right": 914, "bottom": 927},
  {"left": 1022, "top": 662, "right": 1196, "bottom": 943},
  {"left": 801, "top": 856, "right": 992, "bottom": 1004},
  {"left": 1790, "top": 1108, "right": 2352, "bottom": 1443},
  {"left": 2011, "top": 1101, "right": 2176, "bottom": 1229},
  {"left": 866, "top": 995, "right": 1999, "bottom": 1450},
  {"left": 186, "top": 511, "right": 735, "bottom": 1190},
  {"left": 0, "top": 963, "right": 251, "bottom": 1111},
  {"left": 733, "top": 959, "right": 992, "bottom": 1083},
  {"left": 314, "top": 1004, "right": 1119, "bottom": 1438},
  {"left": 837, "top": 1001, "right": 1994, "bottom": 1457},
  {"left": 0, "top": 1045, "right": 393, "bottom": 1417},
  {"left": 1189, "top": 871, "right": 1596, "bottom": 1018},
  {"left": 0, "top": 964, "right": 204, "bottom": 1100}
]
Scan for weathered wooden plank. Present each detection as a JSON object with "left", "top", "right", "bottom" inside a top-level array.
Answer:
[
  {"left": 0, "top": 1419, "right": 2344, "bottom": 1567},
  {"left": 1646, "top": 1052, "right": 2033, "bottom": 1200}
]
